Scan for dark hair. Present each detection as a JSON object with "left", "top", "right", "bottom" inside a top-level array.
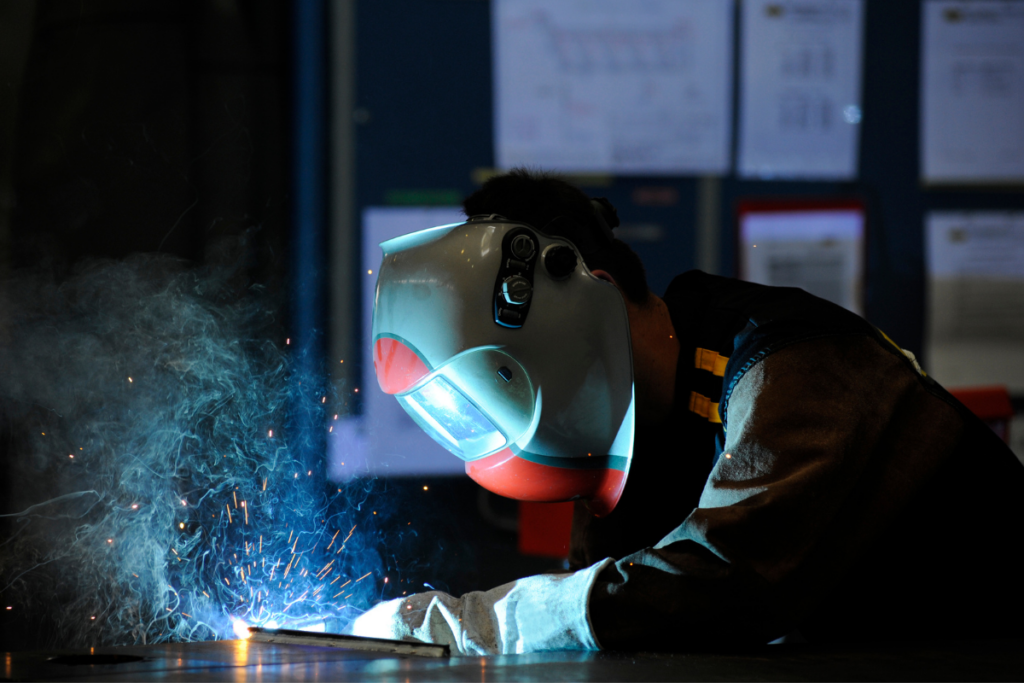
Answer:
[{"left": 462, "top": 169, "right": 650, "bottom": 304}]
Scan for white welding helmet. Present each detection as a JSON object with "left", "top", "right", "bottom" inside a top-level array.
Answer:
[{"left": 370, "top": 213, "right": 634, "bottom": 516}]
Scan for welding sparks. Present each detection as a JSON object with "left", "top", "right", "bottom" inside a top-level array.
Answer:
[
  {"left": 231, "top": 618, "right": 252, "bottom": 640},
  {"left": 0, "top": 256, "right": 390, "bottom": 648}
]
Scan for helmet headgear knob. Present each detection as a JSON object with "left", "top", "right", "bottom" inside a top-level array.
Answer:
[
  {"left": 544, "top": 245, "right": 578, "bottom": 279},
  {"left": 501, "top": 275, "right": 533, "bottom": 304},
  {"left": 510, "top": 234, "right": 536, "bottom": 261}
]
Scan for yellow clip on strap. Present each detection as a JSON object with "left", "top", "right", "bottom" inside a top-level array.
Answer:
[
  {"left": 689, "top": 391, "right": 722, "bottom": 424},
  {"left": 695, "top": 348, "right": 729, "bottom": 377}
]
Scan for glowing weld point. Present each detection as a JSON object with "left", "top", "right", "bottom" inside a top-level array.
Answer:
[
  {"left": 69, "top": 454, "right": 74, "bottom": 459},
  {"left": 286, "top": 338, "right": 291, "bottom": 345},
  {"left": 354, "top": 388, "right": 359, "bottom": 393},
  {"left": 181, "top": 499, "right": 187, "bottom": 506},
  {"left": 322, "top": 397, "right": 326, "bottom": 403},
  {"left": 231, "top": 618, "right": 251, "bottom": 640},
  {"left": 91, "top": 616, "right": 96, "bottom": 620},
  {"left": 106, "top": 539, "right": 113, "bottom": 544},
  {"left": 128, "top": 377, "right": 133, "bottom": 383},
  {"left": 131, "top": 504, "right": 138, "bottom": 510},
  {"left": 5, "top": 606, "right": 11, "bottom": 610},
  {"left": 268, "top": 430, "right": 274, "bottom": 438},
  {"left": 179, "top": 522, "right": 185, "bottom": 529}
]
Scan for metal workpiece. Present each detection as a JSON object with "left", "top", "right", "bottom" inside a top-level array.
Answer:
[
  {"left": 4, "top": 637, "right": 1024, "bottom": 681},
  {"left": 247, "top": 626, "right": 449, "bottom": 657}
]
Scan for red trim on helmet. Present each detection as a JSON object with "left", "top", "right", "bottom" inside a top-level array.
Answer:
[
  {"left": 465, "top": 448, "right": 626, "bottom": 518},
  {"left": 374, "top": 337, "right": 430, "bottom": 395}
]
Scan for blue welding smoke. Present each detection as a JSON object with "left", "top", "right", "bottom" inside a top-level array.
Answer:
[{"left": 0, "top": 251, "right": 384, "bottom": 647}]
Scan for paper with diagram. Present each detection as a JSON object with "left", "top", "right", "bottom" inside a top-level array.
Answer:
[
  {"left": 737, "top": 0, "right": 865, "bottom": 179},
  {"left": 493, "top": 0, "right": 734, "bottom": 174},
  {"left": 925, "top": 211, "right": 1024, "bottom": 392},
  {"left": 921, "top": 1, "right": 1024, "bottom": 184},
  {"left": 738, "top": 201, "right": 865, "bottom": 315}
]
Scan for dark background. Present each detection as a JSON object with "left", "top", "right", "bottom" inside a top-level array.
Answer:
[{"left": 1, "top": 0, "right": 1023, "bottom": 650}]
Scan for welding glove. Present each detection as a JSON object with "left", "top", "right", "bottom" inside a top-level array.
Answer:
[{"left": 348, "top": 558, "right": 613, "bottom": 656}]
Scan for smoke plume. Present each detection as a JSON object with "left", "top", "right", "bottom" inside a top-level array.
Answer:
[{"left": 0, "top": 249, "right": 383, "bottom": 647}]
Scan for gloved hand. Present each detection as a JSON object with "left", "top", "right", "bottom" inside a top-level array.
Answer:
[{"left": 348, "top": 558, "right": 613, "bottom": 656}]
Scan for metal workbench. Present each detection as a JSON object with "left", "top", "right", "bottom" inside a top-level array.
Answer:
[{"left": 4, "top": 637, "right": 1023, "bottom": 681}]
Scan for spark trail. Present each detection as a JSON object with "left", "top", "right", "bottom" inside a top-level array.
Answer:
[{"left": 0, "top": 252, "right": 384, "bottom": 647}]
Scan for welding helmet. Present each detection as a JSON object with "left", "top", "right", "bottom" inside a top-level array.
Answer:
[{"left": 370, "top": 203, "right": 634, "bottom": 516}]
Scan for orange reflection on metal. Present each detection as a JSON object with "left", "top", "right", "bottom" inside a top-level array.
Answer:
[{"left": 232, "top": 637, "right": 250, "bottom": 668}]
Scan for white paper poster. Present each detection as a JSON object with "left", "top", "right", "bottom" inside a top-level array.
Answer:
[
  {"left": 328, "top": 207, "right": 468, "bottom": 480},
  {"left": 921, "top": 2, "right": 1024, "bottom": 184},
  {"left": 737, "top": 0, "right": 865, "bottom": 180},
  {"left": 925, "top": 211, "right": 1024, "bottom": 393},
  {"left": 739, "top": 205, "right": 865, "bottom": 314},
  {"left": 493, "top": 0, "right": 734, "bottom": 174}
]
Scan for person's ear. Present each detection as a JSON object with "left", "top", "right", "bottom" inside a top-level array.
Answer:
[{"left": 590, "top": 269, "right": 620, "bottom": 289}]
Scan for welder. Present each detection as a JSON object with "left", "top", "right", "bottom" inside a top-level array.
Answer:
[{"left": 350, "top": 169, "right": 1024, "bottom": 654}]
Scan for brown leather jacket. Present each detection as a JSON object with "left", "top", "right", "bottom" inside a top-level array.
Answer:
[{"left": 570, "top": 273, "right": 1024, "bottom": 648}]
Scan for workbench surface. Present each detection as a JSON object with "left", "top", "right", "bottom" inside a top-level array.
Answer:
[{"left": 4, "top": 636, "right": 1023, "bottom": 681}]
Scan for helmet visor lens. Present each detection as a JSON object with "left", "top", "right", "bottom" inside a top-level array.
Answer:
[{"left": 397, "top": 376, "right": 507, "bottom": 461}]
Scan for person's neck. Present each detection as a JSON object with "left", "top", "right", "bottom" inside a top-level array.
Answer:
[{"left": 624, "top": 293, "right": 679, "bottom": 425}]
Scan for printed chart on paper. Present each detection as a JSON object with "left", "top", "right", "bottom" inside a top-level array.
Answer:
[{"left": 493, "top": 0, "right": 734, "bottom": 174}]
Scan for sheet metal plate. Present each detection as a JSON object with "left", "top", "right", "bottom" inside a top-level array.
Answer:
[{"left": 4, "top": 637, "right": 1023, "bottom": 681}]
